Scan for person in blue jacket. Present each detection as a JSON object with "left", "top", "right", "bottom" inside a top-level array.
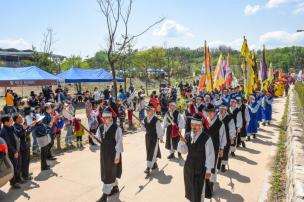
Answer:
[
  {"left": 256, "top": 91, "right": 264, "bottom": 127},
  {"left": 262, "top": 92, "right": 273, "bottom": 126},
  {"left": 246, "top": 94, "right": 261, "bottom": 141}
]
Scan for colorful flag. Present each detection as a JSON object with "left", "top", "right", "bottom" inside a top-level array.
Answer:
[
  {"left": 213, "top": 53, "right": 225, "bottom": 90},
  {"left": 268, "top": 63, "right": 274, "bottom": 83},
  {"left": 241, "top": 37, "right": 251, "bottom": 63},
  {"left": 204, "top": 41, "right": 213, "bottom": 92},
  {"left": 261, "top": 45, "right": 267, "bottom": 81}
]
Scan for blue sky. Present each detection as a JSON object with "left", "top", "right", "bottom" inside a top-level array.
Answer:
[{"left": 0, "top": 0, "right": 303, "bottom": 57}]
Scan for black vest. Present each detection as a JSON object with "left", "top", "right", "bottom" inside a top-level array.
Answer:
[
  {"left": 166, "top": 110, "right": 179, "bottom": 133},
  {"left": 185, "top": 132, "right": 209, "bottom": 174},
  {"left": 144, "top": 116, "right": 158, "bottom": 141},
  {"left": 206, "top": 117, "right": 222, "bottom": 152},
  {"left": 240, "top": 104, "right": 247, "bottom": 128},
  {"left": 229, "top": 107, "right": 239, "bottom": 128},
  {"left": 99, "top": 123, "right": 118, "bottom": 152},
  {"left": 221, "top": 113, "right": 233, "bottom": 141}
]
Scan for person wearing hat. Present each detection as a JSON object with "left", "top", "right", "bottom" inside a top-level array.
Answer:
[
  {"left": 163, "top": 100, "right": 185, "bottom": 159},
  {"left": 228, "top": 97, "right": 242, "bottom": 156},
  {"left": 236, "top": 96, "right": 250, "bottom": 148},
  {"left": 96, "top": 107, "right": 123, "bottom": 202},
  {"left": 142, "top": 103, "right": 164, "bottom": 175},
  {"left": 217, "top": 104, "right": 236, "bottom": 172},
  {"left": 221, "top": 88, "right": 230, "bottom": 106},
  {"left": 62, "top": 102, "right": 75, "bottom": 148},
  {"left": 203, "top": 94, "right": 212, "bottom": 108},
  {"left": 212, "top": 92, "right": 222, "bottom": 109},
  {"left": 32, "top": 114, "right": 51, "bottom": 171},
  {"left": 204, "top": 103, "right": 227, "bottom": 198},
  {"left": 262, "top": 91, "right": 273, "bottom": 126},
  {"left": 246, "top": 94, "right": 261, "bottom": 140},
  {"left": 0, "top": 115, "right": 22, "bottom": 188},
  {"left": 177, "top": 113, "right": 215, "bottom": 202},
  {"left": 42, "top": 104, "right": 56, "bottom": 160},
  {"left": 194, "top": 95, "right": 204, "bottom": 113}
]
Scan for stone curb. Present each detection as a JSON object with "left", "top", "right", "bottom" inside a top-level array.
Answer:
[{"left": 286, "top": 89, "right": 304, "bottom": 202}]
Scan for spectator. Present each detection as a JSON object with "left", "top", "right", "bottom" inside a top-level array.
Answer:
[
  {"left": 0, "top": 115, "right": 22, "bottom": 189},
  {"left": 93, "top": 87, "right": 101, "bottom": 101},
  {"left": 73, "top": 118, "right": 84, "bottom": 149},
  {"left": 62, "top": 103, "right": 75, "bottom": 148}
]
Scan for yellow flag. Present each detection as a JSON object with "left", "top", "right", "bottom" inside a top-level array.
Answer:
[{"left": 213, "top": 53, "right": 225, "bottom": 91}]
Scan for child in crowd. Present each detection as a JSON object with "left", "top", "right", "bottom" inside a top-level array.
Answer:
[{"left": 73, "top": 118, "right": 84, "bottom": 148}]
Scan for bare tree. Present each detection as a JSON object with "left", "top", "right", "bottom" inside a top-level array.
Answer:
[
  {"left": 97, "top": 0, "right": 164, "bottom": 96},
  {"left": 41, "top": 28, "right": 55, "bottom": 55}
]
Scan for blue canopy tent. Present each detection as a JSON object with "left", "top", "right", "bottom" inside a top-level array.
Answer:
[
  {"left": 0, "top": 66, "right": 62, "bottom": 87},
  {"left": 57, "top": 67, "right": 124, "bottom": 83}
]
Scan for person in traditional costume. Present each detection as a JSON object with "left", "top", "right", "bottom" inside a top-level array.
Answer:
[
  {"left": 204, "top": 103, "right": 227, "bottom": 198},
  {"left": 177, "top": 113, "right": 215, "bottom": 202},
  {"left": 163, "top": 100, "right": 185, "bottom": 159},
  {"left": 183, "top": 98, "right": 196, "bottom": 135},
  {"left": 256, "top": 91, "right": 264, "bottom": 126},
  {"left": 142, "top": 103, "right": 164, "bottom": 175},
  {"left": 217, "top": 104, "right": 236, "bottom": 172},
  {"left": 194, "top": 95, "right": 204, "bottom": 113},
  {"left": 203, "top": 94, "right": 212, "bottom": 108},
  {"left": 221, "top": 88, "right": 230, "bottom": 106},
  {"left": 228, "top": 97, "right": 242, "bottom": 157},
  {"left": 212, "top": 92, "right": 222, "bottom": 109},
  {"left": 96, "top": 108, "right": 123, "bottom": 202},
  {"left": 236, "top": 96, "right": 250, "bottom": 148},
  {"left": 262, "top": 92, "right": 273, "bottom": 126},
  {"left": 246, "top": 94, "right": 261, "bottom": 140}
]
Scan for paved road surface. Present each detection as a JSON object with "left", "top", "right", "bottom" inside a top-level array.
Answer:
[{"left": 0, "top": 96, "right": 286, "bottom": 202}]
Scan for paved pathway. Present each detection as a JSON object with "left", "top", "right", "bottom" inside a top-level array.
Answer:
[{"left": 0, "top": 96, "right": 286, "bottom": 202}]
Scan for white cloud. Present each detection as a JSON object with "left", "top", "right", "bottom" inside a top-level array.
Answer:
[
  {"left": 209, "top": 38, "right": 244, "bottom": 50},
  {"left": 266, "top": 0, "right": 291, "bottom": 8},
  {"left": 244, "top": 4, "right": 261, "bottom": 15},
  {"left": 152, "top": 20, "right": 194, "bottom": 38},
  {"left": 0, "top": 38, "right": 32, "bottom": 50},
  {"left": 293, "top": 2, "right": 304, "bottom": 14},
  {"left": 259, "top": 30, "right": 304, "bottom": 45}
]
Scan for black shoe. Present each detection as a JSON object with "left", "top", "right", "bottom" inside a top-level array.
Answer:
[
  {"left": 221, "top": 165, "right": 226, "bottom": 172},
  {"left": 41, "top": 166, "right": 50, "bottom": 171},
  {"left": 97, "top": 194, "right": 108, "bottom": 202},
  {"left": 242, "top": 141, "right": 246, "bottom": 148},
  {"left": 109, "top": 186, "right": 119, "bottom": 196},
  {"left": 178, "top": 152, "right": 182, "bottom": 158},
  {"left": 90, "top": 142, "right": 97, "bottom": 146},
  {"left": 246, "top": 136, "right": 251, "bottom": 141},
  {"left": 152, "top": 163, "right": 158, "bottom": 170},
  {"left": 144, "top": 167, "right": 151, "bottom": 174},
  {"left": 23, "top": 176, "right": 33, "bottom": 181},
  {"left": 253, "top": 134, "right": 256, "bottom": 139},
  {"left": 11, "top": 183, "right": 21, "bottom": 189},
  {"left": 231, "top": 152, "right": 236, "bottom": 157},
  {"left": 167, "top": 153, "right": 175, "bottom": 159}
]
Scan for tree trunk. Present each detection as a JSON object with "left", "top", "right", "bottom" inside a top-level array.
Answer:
[
  {"left": 110, "top": 62, "right": 118, "bottom": 97},
  {"left": 124, "top": 67, "right": 127, "bottom": 92}
]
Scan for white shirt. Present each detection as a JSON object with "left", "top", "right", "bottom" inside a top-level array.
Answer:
[
  {"left": 93, "top": 91, "right": 101, "bottom": 101},
  {"left": 208, "top": 116, "right": 227, "bottom": 149},
  {"left": 144, "top": 115, "right": 164, "bottom": 139},
  {"left": 177, "top": 130, "right": 215, "bottom": 173},
  {"left": 96, "top": 122, "right": 124, "bottom": 159},
  {"left": 219, "top": 112, "right": 236, "bottom": 139}
]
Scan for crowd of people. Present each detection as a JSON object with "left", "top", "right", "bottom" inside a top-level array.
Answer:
[{"left": 0, "top": 80, "right": 291, "bottom": 202}]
